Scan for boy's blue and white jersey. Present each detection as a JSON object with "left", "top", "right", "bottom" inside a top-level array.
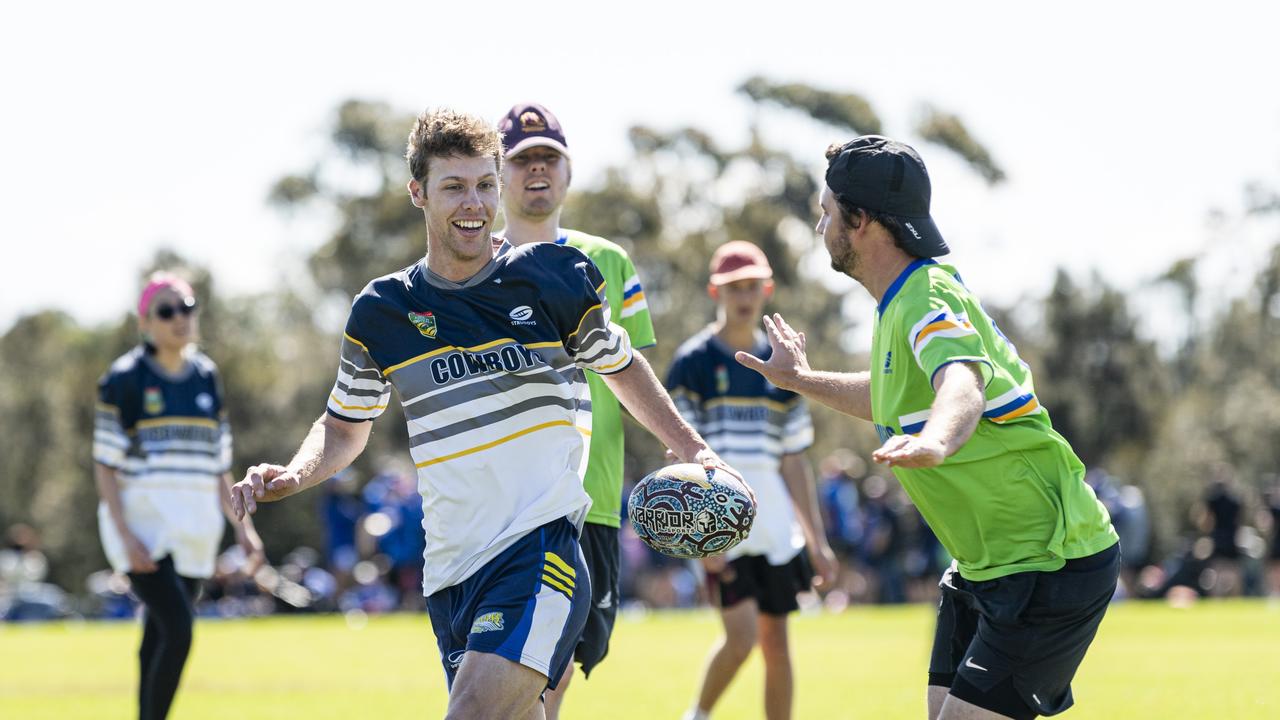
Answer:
[
  {"left": 328, "top": 241, "right": 634, "bottom": 595},
  {"left": 93, "top": 346, "right": 231, "bottom": 578},
  {"left": 666, "top": 328, "right": 813, "bottom": 563}
]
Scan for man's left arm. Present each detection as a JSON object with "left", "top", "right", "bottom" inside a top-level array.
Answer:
[
  {"left": 780, "top": 452, "right": 837, "bottom": 588},
  {"left": 871, "top": 362, "right": 985, "bottom": 468}
]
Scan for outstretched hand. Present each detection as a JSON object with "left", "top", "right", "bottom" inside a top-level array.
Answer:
[
  {"left": 734, "top": 314, "right": 810, "bottom": 391},
  {"left": 871, "top": 434, "right": 948, "bottom": 469},
  {"left": 231, "top": 464, "right": 304, "bottom": 520}
]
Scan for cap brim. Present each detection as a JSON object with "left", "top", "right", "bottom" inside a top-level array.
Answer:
[
  {"left": 709, "top": 266, "right": 774, "bottom": 286},
  {"left": 895, "top": 214, "right": 949, "bottom": 258},
  {"left": 504, "top": 137, "right": 570, "bottom": 160}
]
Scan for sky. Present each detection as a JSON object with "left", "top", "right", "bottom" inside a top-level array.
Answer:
[{"left": 4, "top": 1, "right": 1279, "bottom": 336}]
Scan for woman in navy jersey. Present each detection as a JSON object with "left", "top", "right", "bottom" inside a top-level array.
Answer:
[{"left": 93, "top": 272, "right": 264, "bottom": 720}]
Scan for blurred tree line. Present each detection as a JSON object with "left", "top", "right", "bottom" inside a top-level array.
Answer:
[{"left": 3, "top": 79, "right": 1278, "bottom": 592}]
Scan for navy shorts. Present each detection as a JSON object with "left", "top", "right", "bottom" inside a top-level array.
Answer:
[{"left": 426, "top": 517, "right": 591, "bottom": 691}]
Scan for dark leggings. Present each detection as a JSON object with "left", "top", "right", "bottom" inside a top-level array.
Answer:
[{"left": 128, "top": 556, "right": 201, "bottom": 720}]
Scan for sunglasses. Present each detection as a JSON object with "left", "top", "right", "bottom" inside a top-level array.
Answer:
[{"left": 153, "top": 297, "right": 198, "bottom": 320}]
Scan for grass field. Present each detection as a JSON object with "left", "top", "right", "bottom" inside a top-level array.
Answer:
[{"left": 2, "top": 600, "right": 1277, "bottom": 719}]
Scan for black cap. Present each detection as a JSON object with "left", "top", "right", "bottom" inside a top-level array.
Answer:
[
  {"left": 498, "top": 102, "right": 570, "bottom": 159},
  {"left": 825, "top": 135, "right": 948, "bottom": 257}
]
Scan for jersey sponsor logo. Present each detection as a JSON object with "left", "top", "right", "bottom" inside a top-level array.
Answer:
[
  {"left": 883, "top": 350, "right": 893, "bottom": 374},
  {"left": 508, "top": 305, "right": 537, "bottom": 326},
  {"left": 964, "top": 657, "right": 988, "bottom": 672},
  {"left": 715, "top": 364, "right": 730, "bottom": 394},
  {"left": 143, "top": 387, "right": 164, "bottom": 415},
  {"left": 428, "top": 345, "right": 546, "bottom": 385},
  {"left": 470, "top": 611, "right": 504, "bottom": 633},
  {"left": 408, "top": 310, "right": 438, "bottom": 338},
  {"left": 447, "top": 649, "right": 466, "bottom": 669},
  {"left": 195, "top": 392, "right": 214, "bottom": 412},
  {"left": 596, "top": 590, "right": 613, "bottom": 609}
]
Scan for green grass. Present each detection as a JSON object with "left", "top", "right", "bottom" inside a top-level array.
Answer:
[{"left": 2, "top": 601, "right": 1277, "bottom": 719}]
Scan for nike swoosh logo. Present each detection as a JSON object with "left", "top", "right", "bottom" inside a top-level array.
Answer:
[{"left": 964, "top": 657, "right": 988, "bottom": 672}]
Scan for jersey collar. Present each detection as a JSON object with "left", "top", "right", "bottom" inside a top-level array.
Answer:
[{"left": 878, "top": 258, "right": 936, "bottom": 315}]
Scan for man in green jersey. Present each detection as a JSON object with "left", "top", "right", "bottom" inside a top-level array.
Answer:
[
  {"left": 495, "top": 102, "right": 657, "bottom": 720},
  {"left": 737, "top": 136, "right": 1120, "bottom": 720}
]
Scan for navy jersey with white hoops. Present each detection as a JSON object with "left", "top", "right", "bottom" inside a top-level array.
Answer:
[
  {"left": 327, "top": 241, "right": 634, "bottom": 595},
  {"left": 93, "top": 347, "right": 232, "bottom": 578},
  {"left": 666, "top": 329, "right": 813, "bottom": 563}
]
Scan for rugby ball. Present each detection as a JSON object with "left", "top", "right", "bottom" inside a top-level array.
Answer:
[{"left": 627, "top": 463, "right": 755, "bottom": 559}]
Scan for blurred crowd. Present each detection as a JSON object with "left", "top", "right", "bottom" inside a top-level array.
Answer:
[{"left": 5, "top": 457, "right": 1280, "bottom": 622}]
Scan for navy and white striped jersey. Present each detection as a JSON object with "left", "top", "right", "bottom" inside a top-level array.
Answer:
[
  {"left": 93, "top": 346, "right": 231, "bottom": 578},
  {"left": 666, "top": 328, "right": 813, "bottom": 563},
  {"left": 328, "top": 241, "right": 634, "bottom": 595}
]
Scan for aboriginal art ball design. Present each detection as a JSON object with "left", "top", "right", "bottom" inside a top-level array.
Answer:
[{"left": 628, "top": 463, "right": 755, "bottom": 559}]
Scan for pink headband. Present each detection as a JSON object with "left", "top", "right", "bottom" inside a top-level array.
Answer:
[{"left": 138, "top": 274, "right": 196, "bottom": 317}]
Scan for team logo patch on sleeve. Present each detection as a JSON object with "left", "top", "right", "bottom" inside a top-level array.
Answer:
[
  {"left": 143, "top": 387, "right": 164, "bottom": 415},
  {"left": 470, "top": 611, "right": 504, "bottom": 633},
  {"left": 408, "top": 311, "right": 437, "bottom": 338}
]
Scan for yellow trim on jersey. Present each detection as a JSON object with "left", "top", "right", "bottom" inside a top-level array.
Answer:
[
  {"left": 621, "top": 292, "right": 646, "bottom": 309},
  {"left": 565, "top": 303, "right": 604, "bottom": 343},
  {"left": 702, "top": 396, "right": 791, "bottom": 413},
  {"left": 526, "top": 341, "right": 563, "bottom": 350},
  {"left": 384, "top": 337, "right": 520, "bottom": 376},
  {"left": 593, "top": 353, "right": 631, "bottom": 372},
  {"left": 328, "top": 393, "right": 388, "bottom": 413},
  {"left": 343, "top": 333, "right": 370, "bottom": 351},
  {"left": 414, "top": 420, "right": 574, "bottom": 468},
  {"left": 96, "top": 402, "right": 121, "bottom": 415},
  {"left": 541, "top": 574, "right": 574, "bottom": 597},
  {"left": 595, "top": 280, "right": 607, "bottom": 295},
  {"left": 544, "top": 551, "right": 576, "bottom": 578},
  {"left": 135, "top": 417, "right": 219, "bottom": 430}
]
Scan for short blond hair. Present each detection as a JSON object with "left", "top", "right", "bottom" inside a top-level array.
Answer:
[{"left": 405, "top": 108, "right": 503, "bottom": 183}]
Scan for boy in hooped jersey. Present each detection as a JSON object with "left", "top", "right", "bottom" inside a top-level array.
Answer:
[
  {"left": 669, "top": 241, "right": 837, "bottom": 720},
  {"left": 494, "top": 102, "right": 657, "bottom": 720},
  {"left": 229, "top": 108, "right": 740, "bottom": 720}
]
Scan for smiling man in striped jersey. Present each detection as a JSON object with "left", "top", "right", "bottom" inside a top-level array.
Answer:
[
  {"left": 229, "top": 107, "right": 738, "bottom": 720},
  {"left": 493, "top": 102, "right": 658, "bottom": 720},
  {"left": 737, "top": 136, "right": 1119, "bottom": 720}
]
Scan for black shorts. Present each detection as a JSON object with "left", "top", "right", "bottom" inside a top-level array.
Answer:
[
  {"left": 928, "top": 542, "right": 1120, "bottom": 719},
  {"left": 708, "top": 550, "right": 813, "bottom": 616},
  {"left": 574, "top": 522, "right": 619, "bottom": 677}
]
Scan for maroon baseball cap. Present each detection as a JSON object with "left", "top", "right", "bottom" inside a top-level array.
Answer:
[
  {"left": 498, "top": 102, "right": 570, "bottom": 159},
  {"left": 709, "top": 241, "right": 774, "bottom": 286}
]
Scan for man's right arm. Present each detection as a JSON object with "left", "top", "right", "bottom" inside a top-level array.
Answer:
[
  {"left": 231, "top": 413, "right": 372, "bottom": 519},
  {"left": 734, "top": 313, "right": 873, "bottom": 422}
]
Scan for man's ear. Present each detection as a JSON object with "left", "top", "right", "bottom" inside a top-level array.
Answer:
[
  {"left": 408, "top": 179, "right": 426, "bottom": 208},
  {"left": 707, "top": 283, "right": 719, "bottom": 301},
  {"left": 763, "top": 279, "right": 775, "bottom": 299}
]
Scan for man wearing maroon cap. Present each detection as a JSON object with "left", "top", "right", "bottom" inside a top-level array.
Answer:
[
  {"left": 496, "top": 102, "right": 659, "bottom": 720},
  {"left": 666, "top": 241, "right": 837, "bottom": 720}
]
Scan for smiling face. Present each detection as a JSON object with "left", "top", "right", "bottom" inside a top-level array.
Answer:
[
  {"left": 501, "top": 146, "right": 570, "bottom": 221},
  {"left": 408, "top": 153, "right": 500, "bottom": 278}
]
